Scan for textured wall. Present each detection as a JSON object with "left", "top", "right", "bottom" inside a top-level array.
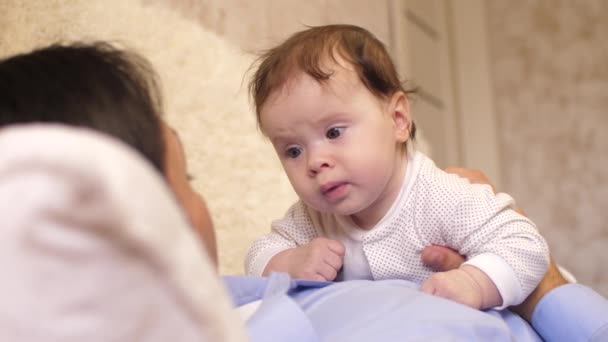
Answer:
[
  {"left": 486, "top": 0, "right": 608, "bottom": 295},
  {"left": 158, "top": 0, "right": 392, "bottom": 51}
]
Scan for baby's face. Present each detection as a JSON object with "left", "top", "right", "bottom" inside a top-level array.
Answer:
[{"left": 259, "top": 64, "right": 410, "bottom": 228}]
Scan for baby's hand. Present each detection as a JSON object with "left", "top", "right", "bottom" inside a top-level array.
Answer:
[
  {"left": 420, "top": 265, "right": 502, "bottom": 309},
  {"left": 263, "top": 237, "right": 345, "bottom": 281}
]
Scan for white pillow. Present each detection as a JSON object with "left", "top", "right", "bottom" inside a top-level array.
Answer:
[{"left": 0, "top": 124, "right": 247, "bottom": 342}]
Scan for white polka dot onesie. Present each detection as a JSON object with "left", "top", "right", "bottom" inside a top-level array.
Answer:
[{"left": 245, "top": 151, "right": 550, "bottom": 308}]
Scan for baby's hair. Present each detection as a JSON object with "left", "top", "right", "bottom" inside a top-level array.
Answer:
[
  {"left": 249, "top": 24, "right": 416, "bottom": 140},
  {"left": 0, "top": 42, "right": 166, "bottom": 173}
]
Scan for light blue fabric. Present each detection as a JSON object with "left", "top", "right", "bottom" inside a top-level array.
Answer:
[
  {"left": 224, "top": 273, "right": 551, "bottom": 341},
  {"left": 532, "top": 283, "right": 608, "bottom": 342},
  {"left": 291, "top": 278, "right": 527, "bottom": 341},
  {"left": 225, "top": 273, "right": 330, "bottom": 342}
]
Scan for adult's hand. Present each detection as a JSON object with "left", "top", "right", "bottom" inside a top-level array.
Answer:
[
  {"left": 443, "top": 167, "right": 496, "bottom": 193},
  {"left": 421, "top": 245, "right": 464, "bottom": 272}
]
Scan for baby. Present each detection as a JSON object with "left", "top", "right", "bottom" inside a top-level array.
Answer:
[{"left": 245, "top": 24, "right": 549, "bottom": 310}]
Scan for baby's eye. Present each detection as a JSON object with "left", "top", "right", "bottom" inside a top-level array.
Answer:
[
  {"left": 286, "top": 146, "right": 302, "bottom": 158},
  {"left": 326, "top": 127, "right": 345, "bottom": 139}
]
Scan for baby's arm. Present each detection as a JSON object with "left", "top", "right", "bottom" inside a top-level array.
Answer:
[
  {"left": 264, "top": 237, "right": 344, "bottom": 281},
  {"left": 443, "top": 195, "right": 549, "bottom": 309},
  {"left": 430, "top": 167, "right": 567, "bottom": 320},
  {"left": 421, "top": 265, "right": 502, "bottom": 309},
  {"left": 433, "top": 173, "right": 549, "bottom": 308},
  {"left": 417, "top": 162, "right": 549, "bottom": 309},
  {"left": 245, "top": 201, "right": 344, "bottom": 281}
]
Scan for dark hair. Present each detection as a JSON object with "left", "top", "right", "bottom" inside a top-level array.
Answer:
[
  {"left": 249, "top": 24, "right": 416, "bottom": 141},
  {"left": 0, "top": 42, "right": 166, "bottom": 173}
]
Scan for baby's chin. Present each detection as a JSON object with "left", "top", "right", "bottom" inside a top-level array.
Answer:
[{"left": 304, "top": 198, "right": 364, "bottom": 217}]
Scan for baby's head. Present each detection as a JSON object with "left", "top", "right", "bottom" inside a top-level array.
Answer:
[
  {"left": 249, "top": 25, "right": 416, "bottom": 226},
  {"left": 250, "top": 24, "right": 416, "bottom": 144}
]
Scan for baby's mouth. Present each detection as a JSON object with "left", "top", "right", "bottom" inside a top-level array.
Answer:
[{"left": 321, "top": 182, "right": 349, "bottom": 200}]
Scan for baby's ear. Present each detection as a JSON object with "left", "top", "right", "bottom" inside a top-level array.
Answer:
[{"left": 389, "top": 91, "right": 411, "bottom": 142}]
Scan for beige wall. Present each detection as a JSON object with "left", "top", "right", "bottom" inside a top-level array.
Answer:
[
  {"left": 159, "top": 0, "right": 392, "bottom": 51},
  {"left": 486, "top": 0, "right": 608, "bottom": 296}
]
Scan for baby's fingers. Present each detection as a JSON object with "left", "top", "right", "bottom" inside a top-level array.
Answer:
[
  {"left": 324, "top": 250, "right": 344, "bottom": 271},
  {"left": 316, "top": 262, "right": 339, "bottom": 281},
  {"left": 420, "top": 272, "right": 453, "bottom": 297},
  {"left": 325, "top": 239, "right": 345, "bottom": 256},
  {"left": 420, "top": 278, "right": 438, "bottom": 295}
]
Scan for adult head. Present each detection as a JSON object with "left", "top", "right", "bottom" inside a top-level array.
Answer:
[
  {"left": 0, "top": 42, "right": 165, "bottom": 174},
  {"left": 0, "top": 42, "right": 217, "bottom": 264}
]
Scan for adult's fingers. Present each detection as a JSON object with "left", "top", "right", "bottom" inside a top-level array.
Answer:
[
  {"left": 421, "top": 245, "right": 465, "bottom": 272},
  {"left": 444, "top": 167, "right": 496, "bottom": 192}
]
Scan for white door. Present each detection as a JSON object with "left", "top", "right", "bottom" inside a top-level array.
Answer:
[{"left": 389, "top": 0, "right": 501, "bottom": 187}]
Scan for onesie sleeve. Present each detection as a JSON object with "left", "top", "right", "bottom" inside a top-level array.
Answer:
[
  {"left": 244, "top": 201, "right": 320, "bottom": 276},
  {"left": 446, "top": 185, "right": 549, "bottom": 308}
]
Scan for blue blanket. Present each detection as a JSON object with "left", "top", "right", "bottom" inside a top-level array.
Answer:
[{"left": 225, "top": 273, "right": 542, "bottom": 341}]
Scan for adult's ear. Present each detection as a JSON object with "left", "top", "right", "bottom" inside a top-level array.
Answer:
[{"left": 388, "top": 91, "right": 412, "bottom": 143}]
